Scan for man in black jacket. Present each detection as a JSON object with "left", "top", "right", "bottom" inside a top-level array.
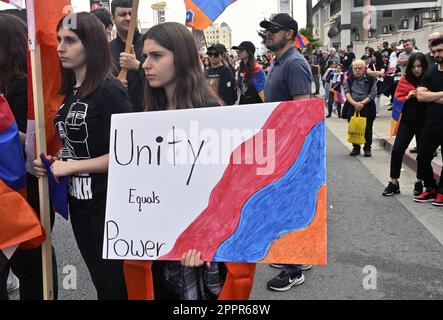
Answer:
[{"left": 110, "top": 0, "right": 145, "bottom": 112}]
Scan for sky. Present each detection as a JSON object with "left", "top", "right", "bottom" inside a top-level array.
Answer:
[{"left": 0, "top": 0, "right": 310, "bottom": 51}]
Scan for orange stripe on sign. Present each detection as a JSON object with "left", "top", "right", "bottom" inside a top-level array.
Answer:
[
  {"left": 184, "top": 0, "right": 214, "bottom": 30},
  {"left": 260, "top": 185, "right": 327, "bottom": 265}
]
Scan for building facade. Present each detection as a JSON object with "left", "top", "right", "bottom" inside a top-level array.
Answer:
[
  {"left": 204, "top": 22, "right": 233, "bottom": 52},
  {"left": 313, "top": 0, "right": 443, "bottom": 49}
]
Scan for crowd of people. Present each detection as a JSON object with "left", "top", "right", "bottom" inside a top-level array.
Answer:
[
  {"left": 304, "top": 32, "right": 443, "bottom": 205},
  {"left": 1, "top": 0, "right": 443, "bottom": 301}
]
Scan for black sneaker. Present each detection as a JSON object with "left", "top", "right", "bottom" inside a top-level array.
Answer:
[
  {"left": 413, "top": 181, "right": 423, "bottom": 196},
  {"left": 382, "top": 182, "right": 400, "bottom": 196},
  {"left": 267, "top": 271, "right": 305, "bottom": 292},
  {"left": 350, "top": 148, "right": 361, "bottom": 156},
  {"left": 364, "top": 150, "right": 372, "bottom": 157}
]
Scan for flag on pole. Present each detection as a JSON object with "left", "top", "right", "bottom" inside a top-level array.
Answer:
[
  {"left": 0, "top": 0, "right": 22, "bottom": 8},
  {"left": 184, "top": 0, "right": 237, "bottom": 30},
  {"left": 390, "top": 75, "right": 416, "bottom": 136},
  {"left": 294, "top": 32, "right": 310, "bottom": 48}
]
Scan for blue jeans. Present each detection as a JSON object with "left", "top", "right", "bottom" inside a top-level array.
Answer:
[{"left": 282, "top": 264, "right": 302, "bottom": 274}]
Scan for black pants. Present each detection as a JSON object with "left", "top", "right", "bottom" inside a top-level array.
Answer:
[
  {"left": 70, "top": 207, "right": 127, "bottom": 300},
  {"left": 417, "top": 121, "right": 443, "bottom": 192},
  {"left": 0, "top": 174, "right": 58, "bottom": 300},
  {"left": 390, "top": 121, "right": 423, "bottom": 179},
  {"left": 327, "top": 92, "right": 341, "bottom": 117}
]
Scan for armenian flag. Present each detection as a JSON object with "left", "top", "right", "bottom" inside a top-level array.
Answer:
[
  {"left": 390, "top": 75, "right": 416, "bottom": 136},
  {"left": 295, "top": 33, "right": 310, "bottom": 48},
  {"left": 184, "top": 0, "right": 236, "bottom": 30}
]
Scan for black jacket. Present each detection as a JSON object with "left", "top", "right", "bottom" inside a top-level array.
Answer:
[{"left": 110, "top": 31, "right": 145, "bottom": 112}]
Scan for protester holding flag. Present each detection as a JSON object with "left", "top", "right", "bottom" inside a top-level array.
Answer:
[
  {"left": 326, "top": 63, "right": 344, "bottom": 118},
  {"left": 128, "top": 22, "right": 257, "bottom": 300},
  {"left": 33, "top": 12, "right": 133, "bottom": 299},
  {"left": 382, "top": 52, "right": 428, "bottom": 197},
  {"left": 0, "top": 13, "right": 59, "bottom": 300},
  {"left": 232, "top": 41, "right": 266, "bottom": 104}
]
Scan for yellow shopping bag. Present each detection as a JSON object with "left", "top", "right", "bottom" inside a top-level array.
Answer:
[{"left": 347, "top": 111, "right": 366, "bottom": 145}]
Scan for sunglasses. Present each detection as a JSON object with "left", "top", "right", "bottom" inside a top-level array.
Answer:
[
  {"left": 207, "top": 52, "right": 220, "bottom": 57},
  {"left": 265, "top": 26, "right": 287, "bottom": 34}
]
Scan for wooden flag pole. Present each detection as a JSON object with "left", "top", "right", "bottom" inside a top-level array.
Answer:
[
  {"left": 30, "top": 43, "right": 54, "bottom": 300},
  {"left": 118, "top": 0, "right": 140, "bottom": 81}
]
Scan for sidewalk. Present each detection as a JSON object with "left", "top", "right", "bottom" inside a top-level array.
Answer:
[{"left": 324, "top": 96, "right": 442, "bottom": 180}]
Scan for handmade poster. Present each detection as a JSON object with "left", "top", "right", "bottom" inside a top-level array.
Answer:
[{"left": 103, "top": 99, "right": 326, "bottom": 265}]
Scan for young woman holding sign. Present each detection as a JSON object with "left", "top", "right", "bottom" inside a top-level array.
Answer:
[
  {"left": 33, "top": 12, "right": 133, "bottom": 299},
  {"left": 133, "top": 22, "right": 256, "bottom": 300}
]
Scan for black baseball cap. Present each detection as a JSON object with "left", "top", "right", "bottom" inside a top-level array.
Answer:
[
  {"left": 232, "top": 41, "right": 256, "bottom": 55},
  {"left": 260, "top": 13, "right": 298, "bottom": 33},
  {"left": 207, "top": 43, "right": 227, "bottom": 54}
]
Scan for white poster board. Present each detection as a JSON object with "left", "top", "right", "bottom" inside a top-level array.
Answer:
[{"left": 103, "top": 100, "right": 326, "bottom": 264}]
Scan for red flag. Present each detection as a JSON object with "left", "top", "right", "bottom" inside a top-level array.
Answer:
[{"left": 25, "top": 0, "right": 71, "bottom": 173}]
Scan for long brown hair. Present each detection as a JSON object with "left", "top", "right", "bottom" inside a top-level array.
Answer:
[
  {"left": 57, "top": 12, "right": 114, "bottom": 98},
  {"left": 142, "top": 22, "right": 223, "bottom": 110},
  {"left": 0, "top": 14, "right": 27, "bottom": 94}
]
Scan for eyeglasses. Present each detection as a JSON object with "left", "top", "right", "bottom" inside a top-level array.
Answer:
[
  {"left": 265, "top": 26, "right": 287, "bottom": 34},
  {"left": 207, "top": 52, "right": 220, "bottom": 57}
]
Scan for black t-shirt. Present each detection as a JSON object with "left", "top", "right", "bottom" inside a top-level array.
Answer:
[
  {"left": 419, "top": 66, "right": 443, "bottom": 120},
  {"left": 53, "top": 79, "right": 133, "bottom": 215},
  {"left": 342, "top": 52, "right": 355, "bottom": 69},
  {"left": 205, "top": 65, "right": 237, "bottom": 105}
]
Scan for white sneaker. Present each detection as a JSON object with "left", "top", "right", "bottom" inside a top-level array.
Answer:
[{"left": 7, "top": 272, "right": 19, "bottom": 293}]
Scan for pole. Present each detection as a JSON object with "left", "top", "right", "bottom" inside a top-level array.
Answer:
[
  {"left": 118, "top": 0, "right": 140, "bottom": 81},
  {"left": 30, "top": 44, "right": 54, "bottom": 300}
]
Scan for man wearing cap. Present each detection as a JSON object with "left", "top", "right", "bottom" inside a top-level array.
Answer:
[
  {"left": 259, "top": 13, "right": 313, "bottom": 292},
  {"left": 205, "top": 43, "right": 237, "bottom": 105},
  {"left": 232, "top": 41, "right": 266, "bottom": 104}
]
